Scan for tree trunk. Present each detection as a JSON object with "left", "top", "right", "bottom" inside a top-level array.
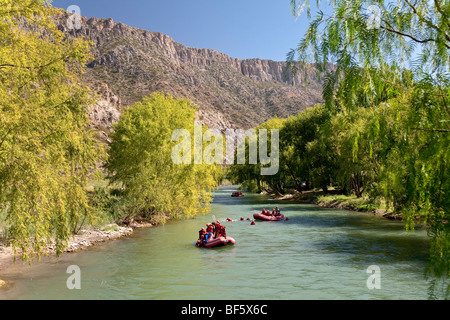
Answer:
[
  {"left": 276, "top": 182, "right": 284, "bottom": 196},
  {"left": 351, "top": 173, "right": 364, "bottom": 198},
  {"left": 286, "top": 162, "right": 303, "bottom": 193}
]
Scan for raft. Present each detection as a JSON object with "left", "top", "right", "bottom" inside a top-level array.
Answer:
[
  {"left": 253, "top": 212, "right": 285, "bottom": 221},
  {"left": 196, "top": 236, "right": 236, "bottom": 248}
]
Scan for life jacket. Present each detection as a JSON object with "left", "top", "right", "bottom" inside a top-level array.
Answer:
[
  {"left": 199, "top": 229, "right": 206, "bottom": 240},
  {"left": 215, "top": 224, "right": 222, "bottom": 237},
  {"left": 217, "top": 224, "right": 226, "bottom": 237}
]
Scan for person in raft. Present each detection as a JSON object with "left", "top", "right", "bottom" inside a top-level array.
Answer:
[
  {"left": 198, "top": 228, "right": 208, "bottom": 244},
  {"left": 199, "top": 223, "right": 215, "bottom": 243},
  {"left": 198, "top": 221, "right": 226, "bottom": 244},
  {"left": 219, "top": 222, "right": 227, "bottom": 237},
  {"left": 204, "top": 229, "right": 213, "bottom": 244},
  {"left": 262, "top": 207, "right": 280, "bottom": 216},
  {"left": 214, "top": 221, "right": 227, "bottom": 238}
]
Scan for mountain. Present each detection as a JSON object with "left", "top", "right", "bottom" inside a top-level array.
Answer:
[{"left": 58, "top": 13, "right": 329, "bottom": 132}]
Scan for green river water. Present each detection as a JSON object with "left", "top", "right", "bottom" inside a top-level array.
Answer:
[{"left": 0, "top": 186, "right": 432, "bottom": 300}]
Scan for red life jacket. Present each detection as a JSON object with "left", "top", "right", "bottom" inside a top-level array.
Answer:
[
  {"left": 215, "top": 224, "right": 222, "bottom": 237},
  {"left": 199, "top": 229, "right": 206, "bottom": 240}
]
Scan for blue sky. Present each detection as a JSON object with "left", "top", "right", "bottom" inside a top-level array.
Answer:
[{"left": 51, "top": 0, "right": 328, "bottom": 62}]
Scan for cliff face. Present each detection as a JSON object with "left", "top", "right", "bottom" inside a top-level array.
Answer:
[{"left": 59, "top": 14, "right": 328, "bottom": 131}]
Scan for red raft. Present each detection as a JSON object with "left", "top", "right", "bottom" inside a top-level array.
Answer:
[
  {"left": 196, "top": 236, "right": 236, "bottom": 248},
  {"left": 253, "top": 212, "right": 285, "bottom": 221},
  {"left": 231, "top": 191, "right": 244, "bottom": 197}
]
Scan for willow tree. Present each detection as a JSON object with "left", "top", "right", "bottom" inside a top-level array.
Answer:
[
  {"left": 227, "top": 117, "right": 285, "bottom": 194},
  {"left": 288, "top": 0, "right": 449, "bottom": 99},
  {"left": 106, "top": 92, "right": 222, "bottom": 222},
  {"left": 0, "top": 0, "right": 103, "bottom": 259},
  {"left": 288, "top": 0, "right": 449, "bottom": 296},
  {"left": 279, "top": 105, "right": 337, "bottom": 193}
]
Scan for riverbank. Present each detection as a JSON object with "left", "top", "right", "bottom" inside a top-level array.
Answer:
[
  {"left": 271, "top": 190, "right": 403, "bottom": 220},
  {"left": 0, "top": 220, "right": 156, "bottom": 273}
]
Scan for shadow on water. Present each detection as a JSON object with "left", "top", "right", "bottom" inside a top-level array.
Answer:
[
  {"left": 211, "top": 192, "right": 268, "bottom": 208},
  {"left": 281, "top": 209, "right": 430, "bottom": 267},
  {"left": 314, "top": 231, "right": 430, "bottom": 265},
  {"left": 0, "top": 186, "right": 438, "bottom": 300},
  {"left": 207, "top": 189, "right": 432, "bottom": 267},
  {"left": 283, "top": 207, "right": 426, "bottom": 233}
]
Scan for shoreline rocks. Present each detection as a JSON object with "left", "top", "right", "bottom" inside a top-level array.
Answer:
[
  {"left": 63, "top": 225, "right": 134, "bottom": 253},
  {"left": 0, "top": 223, "right": 138, "bottom": 271}
]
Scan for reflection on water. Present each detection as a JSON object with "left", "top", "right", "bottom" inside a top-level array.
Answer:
[{"left": 0, "top": 186, "right": 434, "bottom": 299}]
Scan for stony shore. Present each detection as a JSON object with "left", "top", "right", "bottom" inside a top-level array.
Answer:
[{"left": 0, "top": 222, "right": 153, "bottom": 276}]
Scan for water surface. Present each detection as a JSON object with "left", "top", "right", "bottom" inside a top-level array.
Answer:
[{"left": 0, "top": 186, "right": 431, "bottom": 299}]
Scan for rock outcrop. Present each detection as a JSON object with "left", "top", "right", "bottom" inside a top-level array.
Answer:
[
  {"left": 58, "top": 13, "right": 329, "bottom": 131},
  {"left": 87, "top": 83, "right": 122, "bottom": 134}
]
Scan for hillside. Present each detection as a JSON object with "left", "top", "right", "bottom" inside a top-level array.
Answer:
[{"left": 58, "top": 13, "right": 329, "bottom": 131}]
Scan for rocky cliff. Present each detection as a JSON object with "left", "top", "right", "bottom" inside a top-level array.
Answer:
[{"left": 59, "top": 13, "right": 329, "bottom": 131}]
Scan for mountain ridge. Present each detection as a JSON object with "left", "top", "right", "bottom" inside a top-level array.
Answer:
[{"left": 58, "top": 13, "right": 329, "bottom": 132}]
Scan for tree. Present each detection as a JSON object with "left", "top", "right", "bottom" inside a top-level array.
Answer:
[
  {"left": 289, "top": 0, "right": 449, "bottom": 95},
  {"left": 106, "top": 92, "right": 222, "bottom": 222},
  {"left": 0, "top": 0, "right": 104, "bottom": 259},
  {"left": 227, "top": 116, "right": 286, "bottom": 194},
  {"left": 288, "top": 0, "right": 449, "bottom": 296},
  {"left": 280, "top": 105, "right": 336, "bottom": 193}
]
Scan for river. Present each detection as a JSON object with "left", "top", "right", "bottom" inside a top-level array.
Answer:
[{"left": 0, "top": 186, "right": 432, "bottom": 300}]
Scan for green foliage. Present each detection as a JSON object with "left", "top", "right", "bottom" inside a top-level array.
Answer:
[
  {"left": 86, "top": 186, "right": 127, "bottom": 226},
  {"left": 289, "top": 0, "right": 450, "bottom": 84},
  {"left": 228, "top": 106, "right": 336, "bottom": 195},
  {"left": 281, "top": 105, "right": 336, "bottom": 192},
  {"left": 287, "top": 0, "right": 449, "bottom": 296},
  {"left": 0, "top": 0, "right": 104, "bottom": 259},
  {"left": 316, "top": 194, "right": 382, "bottom": 212},
  {"left": 106, "top": 92, "right": 222, "bottom": 222},
  {"left": 230, "top": 0, "right": 449, "bottom": 296},
  {"left": 227, "top": 116, "right": 286, "bottom": 194}
]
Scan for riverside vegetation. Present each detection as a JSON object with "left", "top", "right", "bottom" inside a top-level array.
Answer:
[
  {"left": 228, "top": 0, "right": 449, "bottom": 297},
  {"left": 0, "top": 1, "right": 221, "bottom": 261},
  {"left": 0, "top": 0, "right": 448, "bottom": 298}
]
